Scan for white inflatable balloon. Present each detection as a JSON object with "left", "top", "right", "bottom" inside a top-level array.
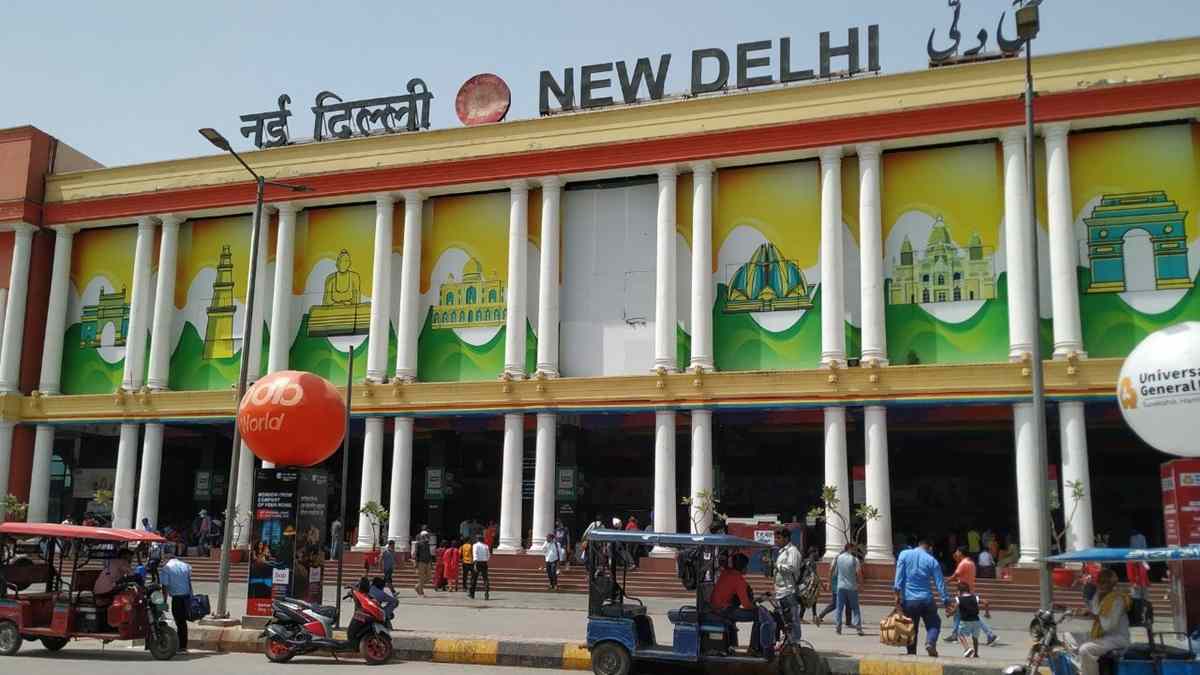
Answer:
[{"left": 1118, "top": 321, "right": 1200, "bottom": 457}]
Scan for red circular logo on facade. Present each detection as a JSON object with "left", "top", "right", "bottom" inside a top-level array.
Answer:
[
  {"left": 455, "top": 73, "right": 512, "bottom": 126},
  {"left": 238, "top": 370, "right": 346, "bottom": 467}
]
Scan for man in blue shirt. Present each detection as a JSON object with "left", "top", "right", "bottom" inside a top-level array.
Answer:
[
  {"left": 893, "top": 536, "right": 949, "bottom": 657},
  {"left": 158, "top": 553, "right": 194, "bottom": 653}
]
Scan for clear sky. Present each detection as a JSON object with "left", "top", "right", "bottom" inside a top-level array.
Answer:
[{"left": 2, "top": 0, "right": 1194, "bottom": 168}]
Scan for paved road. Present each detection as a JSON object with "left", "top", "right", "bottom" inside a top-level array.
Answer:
[{"left": 2, "top": 645, "right": 579, "bottom": 675}]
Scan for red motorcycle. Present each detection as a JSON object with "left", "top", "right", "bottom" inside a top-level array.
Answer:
[{"left": 261, "top": 582, "right": 392, "bottom": 665}]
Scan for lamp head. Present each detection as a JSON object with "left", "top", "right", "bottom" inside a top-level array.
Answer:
[
  {"left": 1016, "top": 0, "right": 1041, "bottom": 41},
  {"left": 198, "top": 128, "right": 231, "bottom": 152}
]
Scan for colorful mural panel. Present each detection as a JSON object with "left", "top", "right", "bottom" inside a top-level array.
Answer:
[
  {"left": 1069, "top": 123, "right": 1200, "bottom": 357},
  {"left": 882, "top": 142, "right": 1008, "bottom": 364},
  {"left": 712, "top": 161, "right": 822, "bottom": 371},
  {"left": 61, "top": 226, "right": 138, "bottom": 393}
]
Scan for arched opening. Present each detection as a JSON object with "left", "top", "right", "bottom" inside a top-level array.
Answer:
[
  {"left": 489, "top": 289, "right": 498, "bottom": 303},
  {"left": 466, "top": 287, "right": 477, "bottom": 304},
  {"left": 953, "top": 288, "right": 961, "bottom": 301},
  {"left": 922, "top": 289, "right": 930, "bottom": 303},
  {"left": 938, "top": 274, "right": 945, "bottom": 285},
  {"left": 1122, "top": 229, "right": 1156, "bottom": 292}
]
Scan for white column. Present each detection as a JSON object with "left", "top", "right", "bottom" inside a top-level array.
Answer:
[
  {"left": 689, "top": 410, "right": 714, "bottom": 534},
  {"left": 28, "top": 225, "right": 75, "bottom": 523},
  {"left": 1002, "top": 129, "right": 1036, "bottom": 360},
  {"left": 1013, "top": 402, "right": 1045, "bottom": 564},
  {"left": 535, "top": 178, "right": 562, "bottom": 377},
  {"left": 823, "top": 407, "right": 850, "bottom": 558},
  {"left": 497, "top": 413, "right": 524, "bottom": 552},
  {"left": 111, "top": 424, "right": 140, "bottom": 529},
  {"left": 121, "top": 217, "right": 157, "bottom": 391},
  {"left": 135, "top": 423, "right": 164, "bottom": 528},
  {"left": 0, "top": 423, "right": 14, "bottom": 521},
  {"left": 863, "top": 406, "right": 893, "bottom": 561},
  {"left": 689, "top": 162, "right": 715, "bottom": 372},
  {"left": 653, "top": 166, "right": 678, "bottom": 372},
  {"left": 38, "top": 226, "right": 76, "bottom": 395},
  {"left": 267, "top": 203, "right": 297, "bottom": 374},
  {"left": 233, "top": 443, "right": 254, "bottom": 548},
  {"left": 366, "top": 194, "right": 394, "bottom": 383},
  {"left": 651, "top": 411, "right": 678, "bottom": 557},
  {"left": 819, "top": 147, "right": 846, "bottom": 366},
  {"left": 503, "top": 183, "right": 529, "bottom": 378},
  {"left": 234, "top": 209, "right": 271, "bottom": 529},
  {"left": 857, "top": 143, "right": 887, "bottom": 364},
  {"left": 1044, "top": 123, "right": 1083, "bottom": 357},
  {"left": 528, "top": 413, "right": 556, "bottom": 553},
  {"left": 394, "top": 192, "right": 424, "bottom": 382},
  {"left": 26, "top": 426, "right": 54, "bottom": 523},
  {"left": 1059, "top": 401, "right": 1095, "bottom": 551},
  {"left": 387, "top": 417, "right": 414, "bottom": 550},
  {"left": 0, "top": 223, "right": 35, "bottom": 392},
  {"left": 355, "top": 418, "right": 385, "bottom": 549},
  {"left": 146, "top": 215, "right": 182, "bottom": 390}
]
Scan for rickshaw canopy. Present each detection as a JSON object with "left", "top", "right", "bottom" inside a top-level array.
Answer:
[
  {"left": 0, "top": 522, "right": 166, "bottom": 543},
  {"left": 585, "top": 528, "right": 770, "bottom": 549},
  {"left": 1045, "top": 546, "right": 1200, "bottom": 563}
]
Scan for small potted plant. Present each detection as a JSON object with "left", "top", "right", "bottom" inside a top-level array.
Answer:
[{"left": 1048, "top": 480, "right": 1086, "bottom": 588}]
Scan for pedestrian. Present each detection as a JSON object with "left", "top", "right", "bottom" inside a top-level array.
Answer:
[
  {"left": 1126, "top": 559, "right": 1150, "bottom": 604},
  {"left": 624, "top": 515, "right": 639, "bottom": 531},
  {"left": 977, "top": 542, "right": 997, "bottom": 579},
  {"left": 413, "top": 534, "right": 432, "bottom": 597},
  {"left": 158, "top": 551, "right": 194, "bottom": 654},
  {"left": 330, "top": 519, "right": 343, "bottom": 560},
  {"left": 443, "top": 540, "right": 461, "bottom": 592},
  {"left": 197, "top": 509, "right": 211, "bottom": 555},
  {"left": 944, "top": 546, "right": 997, "bottom": 645},
  {"left": 554, "top": 520, "right": 571, "bottom": 569},
  {"left": 484, "top": 521, "right": 498, "bottom": 549},
  {"left": 459, "top": 537, "right": 474, "bottom": 591},
  {"left": 893, "top": 536, "right": 949, "bottom": 657},
  {"left": 141, "top": 517, "right": 156, "bottom": 533},
  {"left": 816, "top": 558, "right": 838, "bottom": 626},
  {"left": 470, "top": 535, "right": 491, "bottom": 600},
  {"left": 544, "top": 532, "right": 564, "bottom": 590},
  {"left": 1129, "top": 528, "right": 1148, "bottom": 550},
  {"left": 432, "top": 539, "right": 447, "bottom": 591},
  {"left": 833, "top": 543, "right": 863, "bottom": 636},
  {"left": 966, "top": 527, "right": 981, "bottom": 555},
  {"left": 772, "top": 527, "right": 804, "bottom": 643},
  {"left": 949, "top": 581, "right": 984, "bottom": 658},
  {"left": 376, "top": 540, "right": 393, "bottom": 594},
  {"left": 368, "top": 576, "right": 398, "bottom": 627},
  {"left": 802, "top": 547, "right": 821, "bottom": 624}
]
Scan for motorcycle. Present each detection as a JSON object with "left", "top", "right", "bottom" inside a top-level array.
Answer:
[
  {"left": 261, "top": 582, "right": 393, "bottom": 665},
  {"left": 1003, "top": 605, "right": 1073, "bottom": 675}
]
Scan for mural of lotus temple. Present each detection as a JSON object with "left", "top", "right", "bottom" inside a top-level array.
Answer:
[{"left": 724, "top": 242, "right": 814, "bottom": 313}]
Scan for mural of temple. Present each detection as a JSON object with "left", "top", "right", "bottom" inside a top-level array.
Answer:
[
  {"left": 888, "top": 217, "right": 995, "bottom": 305},
  {"left": 431, "top": 257, "right": 506, "bottom": 329},
  {"left": 307, "top": 249, "right": 371, "bottom": 337},
  {"left": 724, "top": 242, "right": 814, "bottom": 313},
  {"left": 203, "top": 245, "right": 237, "bottom": 359},
  {"left": 1084, "top": 191, "right": 1192, "bottom": 293},
  {"left": 79, "top": 286, "right": 130, "bottom": 348}
]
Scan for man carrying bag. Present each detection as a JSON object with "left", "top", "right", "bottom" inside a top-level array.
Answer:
[{"left": 159, "top": 552, "right": 197, "bottom": 653}]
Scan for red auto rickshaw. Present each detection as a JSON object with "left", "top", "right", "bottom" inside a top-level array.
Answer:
[{"left": 0, "top": 522, "right": 178, "bottom": 659}]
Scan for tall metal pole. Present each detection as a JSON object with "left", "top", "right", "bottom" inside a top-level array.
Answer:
[
  {"left": 1024, "top": 36, "right": 1054, "bottom": 610},
  {"left": 213, "top": 175, "right": 266, "bottom": 620},
  {"left": 334, "top": 344, "right": 353, "bottom": 627}
]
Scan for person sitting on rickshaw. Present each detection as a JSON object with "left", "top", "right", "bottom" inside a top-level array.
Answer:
[
  {"left": 94, "top": 548, "right": 134, "bottom": 602},
  {"left": 1065, "top": 569, "right": 1132, "bottom": 675},
  {"left": 711, "top": 553, "right": 761, "bottom": 654}
]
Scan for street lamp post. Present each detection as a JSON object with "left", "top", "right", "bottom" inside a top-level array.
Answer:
[
  {"left": 197, "top": 128, "right": 310, "bottom": 622},
  {"left": 1016, "top": 1, "right": 1054, "bottom": 610}
]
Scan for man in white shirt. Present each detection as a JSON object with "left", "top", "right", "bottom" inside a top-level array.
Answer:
[
  {"left": 773, "top": 527, "right": 804, "bottom": 642},
  {"left": 470, "top": 536, "right": 491, "bottom": 600},
  {"left": 544, "top": 533, "right": 564, "bottom": 591}
]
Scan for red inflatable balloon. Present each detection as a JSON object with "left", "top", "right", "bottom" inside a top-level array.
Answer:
[{"left": 237, "top": 370, "right": 346, "bottom": 467}]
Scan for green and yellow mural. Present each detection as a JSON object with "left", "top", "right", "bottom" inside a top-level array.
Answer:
[
  {"left": 167, "top": 215, "right": 256, "bottom": 390},
  {"left": 289, "top": 204, "right": 379, "bottom": 383},
  {"left": 61, "top": 226, "right": 140, "bottom": 394},
  {"left": 417, "top": 191, "right": 538, "bottom": 382},
  {"left": 1068, "top": 123, "right": 1200, "bottom": 357},
  {"left": 882, "top": 142, "right": 1009, "bottom": 365},
  {"left": 712, "top": 161, "right": 823, "bottom": 371}
]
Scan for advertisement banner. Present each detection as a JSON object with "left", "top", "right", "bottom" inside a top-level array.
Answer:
[
  {"left": 1163, "top": 459, "right": 1200, "bottom": 546},
  {"left": 292, "top": 470, "right": 328, "bottom": 605},
  {"left": 425, "top": 467, "right": 445, "bottom": 500},
  {"left": 247, "top": 469, "right": 299, "bottom": 616},
  {"left": 556, "top": 467, "right": 577, "bottom": 501}
]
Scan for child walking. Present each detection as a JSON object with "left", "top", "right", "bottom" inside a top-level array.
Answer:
[{"left": 951, "top": 581, "right": 984, "bottom": 658}]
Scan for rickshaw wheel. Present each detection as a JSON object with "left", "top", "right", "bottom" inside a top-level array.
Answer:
[
  {"left": 359, "top": 633, "right": 393, "bottom": 665},
  {"left": 148, "top": 625, "right": 179, "bottom": 660},
  {"left": 40, "top": 637, "right": 68, "bottom": 652},
  {"left": 591, "top": 642, "right": 631, "bottom": 675},
  {"left": 779, "top": 644, "right": 825, "bottom": 675},
  {"left": 0, "top": 621, "right": 21, "bottom": 656}
]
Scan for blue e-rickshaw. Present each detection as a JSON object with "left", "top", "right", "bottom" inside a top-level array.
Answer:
[
  {"left": 583, "top": 529, "right": 823, "bottom": 675},
  {"left": 1005, "top": 546, "right": 1200, "bottom": 675}
]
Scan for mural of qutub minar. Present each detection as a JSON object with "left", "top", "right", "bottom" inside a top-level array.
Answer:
[{"left": 202, "top": 245, "right": 236, "bottom": 359}]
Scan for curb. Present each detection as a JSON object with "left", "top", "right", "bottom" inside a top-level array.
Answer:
[{"left": 190, "top": 626, "right": 1024, "bottom": 673}]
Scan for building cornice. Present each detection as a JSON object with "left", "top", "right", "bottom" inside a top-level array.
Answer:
[
  {"left": 12, "top": 358, "right": 1121, "bottom": 424},
  {"left": 41, "top": 37, "right": 1200, "bottom": 225}
]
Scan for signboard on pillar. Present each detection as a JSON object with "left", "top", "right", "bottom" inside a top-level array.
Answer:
[
  {"left": 1163, "top": 459, "right": 1200, "bottom": 546},
  {"left": 852, "top": 465, "right": 865, "bottom": 504},
  {"left": 424, "top": 467, "right": 445, "bottom": 500},
  {"left": 556, "top": 467, "right": 577, "bottom": 501}
]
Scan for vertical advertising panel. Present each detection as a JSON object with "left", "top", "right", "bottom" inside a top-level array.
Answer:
[
  {"left": 168, "top": 215, "right": 254, "bottom": 390},
  {"left": 419, "top": 191, "right": 538, "bottom": 381},
  {"left": 882, "top": 143, "right": 1008, "bottom": 364},
  {"left": 60, "top": 226, "right": 139, "bottom": 393},
  {"left": 292, "top": 471, "right": 328, "bottom": 605},
  {"left": 289, "top": 204, "right": 376, "bottom": 382},
  {"left": 712, "top": 161, "right": 822, "bottom": 370},
  {"left": 1070, "top": 124, "right": 1200, "bottom": 357},
  {"left": 247, "top": 468, "right": 299, "bottom": 616},
  {"left": 1162, "top": 459, "right": 1200, "bottom": 547}
]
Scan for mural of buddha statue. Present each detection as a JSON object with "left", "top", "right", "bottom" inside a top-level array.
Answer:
[
  {"left": 308, "top": 249, "right": 370, "bottom": 337},
  {"left": 323, "top": 249, "right": 361, "bottom": 305}
]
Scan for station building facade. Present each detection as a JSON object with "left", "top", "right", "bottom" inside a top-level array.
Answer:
[{"left": 1, "top": 38, "right": 1199, "bottom": 571}]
